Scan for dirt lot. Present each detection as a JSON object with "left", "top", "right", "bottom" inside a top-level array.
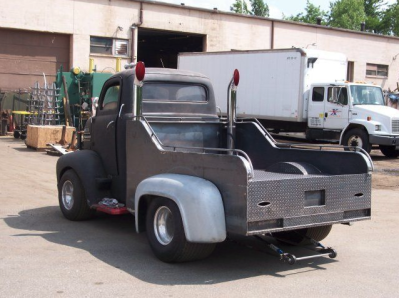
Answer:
[{"left": 0, "top": 136, "right": 398, "bottom": 297}]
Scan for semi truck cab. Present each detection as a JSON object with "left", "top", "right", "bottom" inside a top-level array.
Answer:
[{"left": 307, "top": 82, "right": 399, "bottom": 157}]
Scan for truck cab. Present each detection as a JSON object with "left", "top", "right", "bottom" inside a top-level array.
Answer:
[{"left": 307, "top": 82, "right": 399, "bottom": 156}]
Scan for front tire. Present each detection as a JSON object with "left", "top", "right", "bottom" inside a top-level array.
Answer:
[
  {"left": 342, "top": 128, "right": 371, "bottom": 153},
  {"left": 58, "top": 169, "right": 95, "bottom": 221},
  {"left": 380, "top": 145, "right": 399, "bottom": 158},
  {"left": 146, "top": 197, "right": 215, "bottom": 263}
]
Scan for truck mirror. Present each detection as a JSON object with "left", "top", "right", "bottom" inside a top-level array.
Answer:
[{"left": 91, "top": 97, "right": 99, "bottom": 117}]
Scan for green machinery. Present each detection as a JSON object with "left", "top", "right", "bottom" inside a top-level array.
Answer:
[{"left": 56, "top": 66, "right": 112, "bottom": 130}]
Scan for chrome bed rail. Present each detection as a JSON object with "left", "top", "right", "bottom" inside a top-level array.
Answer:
[{"left": 236, "top": 117, "right": 374, "bottom": 172}]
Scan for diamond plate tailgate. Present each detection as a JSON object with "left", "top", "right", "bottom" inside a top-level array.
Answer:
[{"left": 247, "top": 171, "right": 371, "bottom": 235}]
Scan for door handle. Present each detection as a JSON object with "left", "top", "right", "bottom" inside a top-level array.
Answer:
[
  {"left": 106, "top": 120, "right": 115, "bottom": 129},
  {"left": 325, "top": 112, "right": 328, "bottom": 118},
  {"left": 119, "top": 104, "right": 125, "bottom": 118}
]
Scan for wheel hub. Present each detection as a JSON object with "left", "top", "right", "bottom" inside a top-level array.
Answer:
[
  {"left": 348, "top": 135, "right": 363, "bottom": 148},
  {"left": 153, "top": 206, "right": 175, "bottom": 245},
  {"left": 62, "top": 180, "right": 74, "bottom": 210}
]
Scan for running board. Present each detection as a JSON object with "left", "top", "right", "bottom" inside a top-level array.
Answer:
[
  {"left": 254, "top": 235, "right": 337, "bottom": 265},
  {"left": 93, "top": 204, "right": 129, "bottom": 215}
]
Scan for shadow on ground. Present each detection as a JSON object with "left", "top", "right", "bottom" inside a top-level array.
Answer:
[{"left": 3, "top": 206, "right": 336, "bottom": 285}]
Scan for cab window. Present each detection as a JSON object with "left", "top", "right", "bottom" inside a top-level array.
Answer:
[
  {"left": 143, "top": 83, "right": 207, "bottom": 102},
  {"left": 328, "top": 87, "right": 348, "bottom": 105},
  {"left": 312, "top": 87, "right": 324, "bottom": 102},
  {"left": 101, "top": 83, "right": 120, "bottom": 111}
]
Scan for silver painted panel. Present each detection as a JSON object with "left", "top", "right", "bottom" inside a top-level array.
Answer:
[{"left": 135, "top": 174, "right": 226, "bottom": 243}]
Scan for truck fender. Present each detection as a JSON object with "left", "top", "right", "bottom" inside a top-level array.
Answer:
[
  {"left": 339, "top": 120, "right": 374, "bottom": 144},
  {"left": 135, "top": 174, "right": 226, "bottom": 243},
  {"left": 56, "top": 150, "right": 109, "bottom": 205}
]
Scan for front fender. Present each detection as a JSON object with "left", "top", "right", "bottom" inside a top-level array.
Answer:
[
  {"left": 339, "top": 120, "right": 375, "bottom": 144},
  {"left": 56, "top": 150, "right": 109, "bottom": 205},
  {"left": 135, "top": 174, "right": 226, "bottom": 243}
]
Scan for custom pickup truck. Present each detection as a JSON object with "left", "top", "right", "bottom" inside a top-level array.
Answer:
[{"left": 56, "top": 62, "right": 372, "bottom": 263}]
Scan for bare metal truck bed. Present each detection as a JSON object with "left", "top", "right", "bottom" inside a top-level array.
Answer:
[
  {"left": 124, "top": 118, "right": 372, "bottom": 238},
  {"left": 56, "top": 64, "right": 372, "bottom": 264}
]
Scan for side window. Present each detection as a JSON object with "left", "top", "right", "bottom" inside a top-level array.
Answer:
[
  {"left": 101, "top": 83, "right": 120, "bottom": 111},
  {"left": 312, "top": 87, "right": 324, "bottom": 102},
  {"left": 328, "top": 87, "right": 348, "bottom": 105}
]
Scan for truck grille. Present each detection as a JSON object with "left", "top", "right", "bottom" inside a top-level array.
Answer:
[{"left": 393, "top": 119, "right": 399, "bottom": 133}]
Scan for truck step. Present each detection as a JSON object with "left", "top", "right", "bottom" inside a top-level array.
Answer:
[{"left": 93, "top": 204, "right": 129, "bottom": 215}]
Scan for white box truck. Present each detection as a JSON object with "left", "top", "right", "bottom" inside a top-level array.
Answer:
[{"left": 178, "top": 49, "right": 399, "bottom": 157}]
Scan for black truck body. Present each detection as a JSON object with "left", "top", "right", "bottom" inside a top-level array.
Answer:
[{"left": 56, "top": 65, "right": 372, "bottom": 263}]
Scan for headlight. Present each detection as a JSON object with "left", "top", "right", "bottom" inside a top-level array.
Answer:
[{"left": 375, "top": 124, "right": 381, "bottom": 131}]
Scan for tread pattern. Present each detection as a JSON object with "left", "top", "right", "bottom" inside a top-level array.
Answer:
[
  {"left": 146, "top": 197, "right": 216, "bottom": 263},
  {"left": 59, "top": 169, "right": 95, "bottom": 221}
]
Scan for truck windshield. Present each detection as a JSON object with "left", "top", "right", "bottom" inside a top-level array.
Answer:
[
  {"left": 350, "top": 85, "right": 384, "bottom": 106},
  {"left": 143, "top": 83, "right": 207, "bottom": 102}
]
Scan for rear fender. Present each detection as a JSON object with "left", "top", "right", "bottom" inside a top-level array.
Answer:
[{"left": 135, "top": 174, "right": 226, "bottom": 243}]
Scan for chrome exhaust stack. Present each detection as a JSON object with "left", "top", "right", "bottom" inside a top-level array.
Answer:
[{"left": 227, "top": 69, "right": 240, "bottom": 154}]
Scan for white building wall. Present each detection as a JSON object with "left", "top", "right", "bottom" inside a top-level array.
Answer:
[{"left": 1, "top": 0, "right": 399, "bottom": 89}]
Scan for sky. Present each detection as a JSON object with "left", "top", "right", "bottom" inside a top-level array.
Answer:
[{"left": 161, "top": 0, "right": 397, "bottom": 19}]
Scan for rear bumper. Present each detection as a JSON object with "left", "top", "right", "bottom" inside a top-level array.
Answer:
[
  {"left": 369, "top": 134, "right": 399, "bottom": 147},
  {"left": 246, "top": 172, "right": 371, "bottom": 235}
]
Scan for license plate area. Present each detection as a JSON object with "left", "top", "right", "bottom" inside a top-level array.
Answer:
[{"left": 305, "top": 190, "right": 325, "bottom": 207}]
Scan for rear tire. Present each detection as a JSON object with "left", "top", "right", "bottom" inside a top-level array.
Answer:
[
  {"left": 342, "top": 128, "right": 371, "bottom": 153},
  {"left": 58, "top": 169, "right": 95, "bottom": 221},
  {"left": 273, "top": 225, "right": 332, "bottom": 246},
  {"left": 146, "top": 197, "right": 215, "bottom": 263},
  {"left": 380, "top": 145, "right": 399, "bottom": 158}
]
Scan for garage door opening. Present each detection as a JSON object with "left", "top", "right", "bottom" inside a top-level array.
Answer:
[
  {"left": 137, "top": 29, "right": 204, "bottom": 69},
  {"left": 0, "top": 28, "right": 70, "bottom": 91}
]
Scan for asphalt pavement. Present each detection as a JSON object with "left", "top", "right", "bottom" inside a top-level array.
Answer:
[{"left": 0, "top": 136, "right": 398, "bottom": 297}]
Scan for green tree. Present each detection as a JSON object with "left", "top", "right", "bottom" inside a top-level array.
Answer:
[
  {"left": 329, "top": 0, "right": 366, "bottom": 31},
  {"left": 284, "top": 0, "right": 328, "bottom": 24},
  {"left": 230, "top": 0, "right": 269, "bottom": 17},
  {"left": 249, "top": 0, "right": 269, "bottom": 17},
  {"left": 364, "top": 0, "right": 387, "bottom": 33},
  {"left": 382, "top": 1, "right": 399, "bottom": 36},
  {"left": 230, "top": 0, "right": 250, "bottom": 14}
]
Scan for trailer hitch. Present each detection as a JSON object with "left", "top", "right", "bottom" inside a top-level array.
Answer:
[{"left": 254, "top": 235, "right": 337, "bottom": 265}]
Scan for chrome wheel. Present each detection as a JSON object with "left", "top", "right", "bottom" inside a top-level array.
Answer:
[
  {"left": 347, "top": 135, "right": 363, "bottom": 148},
  {"left": 153, "top": 206, "right": 175, "bottom": 245},
  {"left": 62, "top": 180, "right": 74, "bottom": 210}
]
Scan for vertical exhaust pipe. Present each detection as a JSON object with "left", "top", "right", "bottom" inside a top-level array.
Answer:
[
  {"left": 133, "top": 61, "right": 146, "bottom": 119},
  {"left": 361, "top": 22, "right": 365, "bottom": 32},
  {"left": 227, "top": 69, "right": 240, "bottom": 153}
]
